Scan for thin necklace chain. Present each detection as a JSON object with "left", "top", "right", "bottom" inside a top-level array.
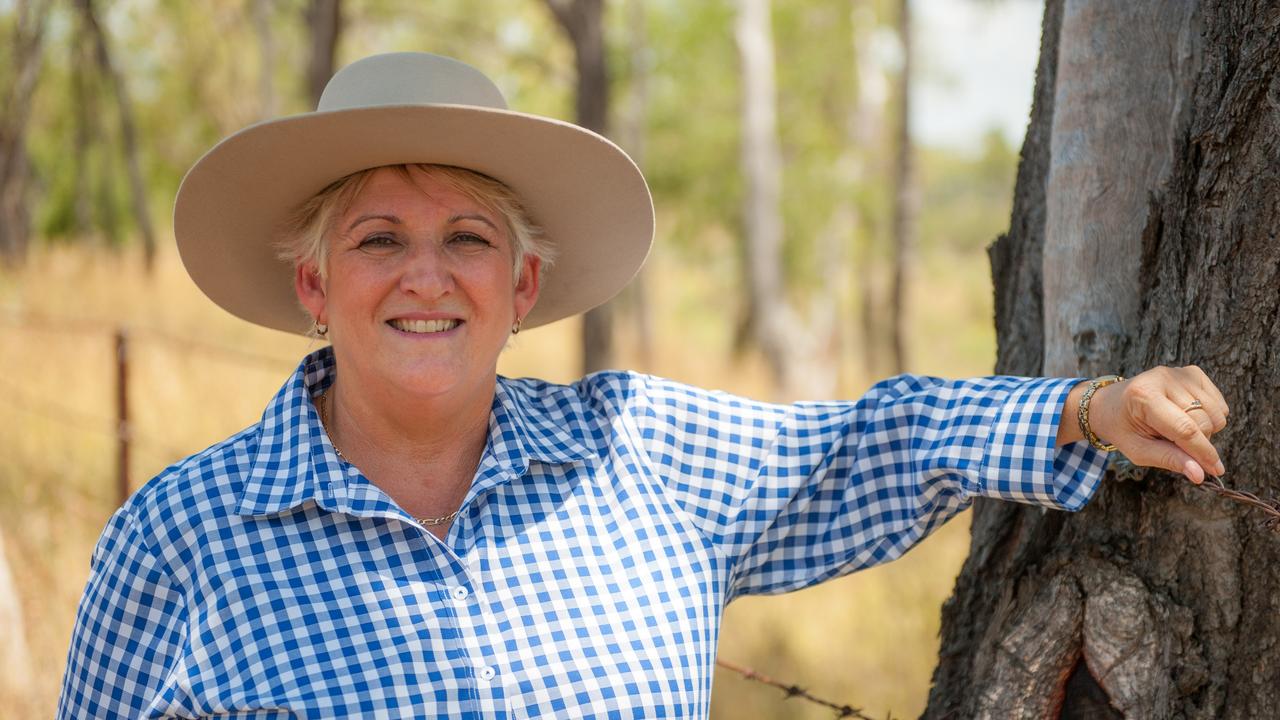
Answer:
[{"left": 316, "top": 389, "right": 461, "bottom": 528}]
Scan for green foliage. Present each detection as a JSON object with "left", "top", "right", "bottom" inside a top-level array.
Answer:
[
  {"left": 638, "top": 0, "right": 743, "bottom": 262},
  {"left": 773, "top": 0, "right": 860, "bottom": 292},
  {"left": 26, "top": 33, "right": 132, "bottom": 246}
]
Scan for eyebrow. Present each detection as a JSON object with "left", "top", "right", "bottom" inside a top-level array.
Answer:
[
  {"left": 344, "top": 212, "right": 500, "bottom": 233},
  {"left": 448, "top": 213, "right": 501, "bottom": 233},
  {"left": 346, "top": 213, "right": 401, "bottom": 232}
]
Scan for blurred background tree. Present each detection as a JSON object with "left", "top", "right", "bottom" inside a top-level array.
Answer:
[
  {"left": 0, "top": 1, "right": 1035, "bottom": 717},
  {"left": 0, "top": 0, "right": 51, "bottom": 266},
  {"left": 542, "top": 0, "right": 616, "bottom": 374}
]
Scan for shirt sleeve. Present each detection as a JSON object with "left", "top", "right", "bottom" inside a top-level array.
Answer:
[
  {"left": 58, "top": 506, "right": 186, "bottom": 719},
  {"left": 630, "top": 373, "right": 1110, "bottom": 600}
]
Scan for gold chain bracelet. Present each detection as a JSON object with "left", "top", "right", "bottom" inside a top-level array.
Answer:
[{"left": 1077, "top": 374, "right": 1124, "bottom": 452}]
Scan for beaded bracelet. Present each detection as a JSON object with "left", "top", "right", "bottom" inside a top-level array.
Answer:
[{"left": 1077, "top": 374, "right": 1124, "bottom": 452}]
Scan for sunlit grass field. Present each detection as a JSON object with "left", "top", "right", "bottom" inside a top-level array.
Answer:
[{"left": 0, "top": 238, "right": 996, "bottom": 719}]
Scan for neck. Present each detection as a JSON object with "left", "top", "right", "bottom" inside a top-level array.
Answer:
[{"left": 322, "top": 373, "right": 494, "bottom": 504}]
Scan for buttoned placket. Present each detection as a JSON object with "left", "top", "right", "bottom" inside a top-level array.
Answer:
[
  {"left": 416, "top": 538, "right": 507, "bottom": 717},
  {"left": 317, "top": 447, "right": 511, "bottom": 719},
  {"left": 430, "top": 444, "right": 527, "bottom": 718},
  {"left": 312, "top": 379, "right": 543, "bottom": 719}
]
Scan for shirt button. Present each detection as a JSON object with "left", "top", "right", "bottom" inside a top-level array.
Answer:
[
  {"left": 451, "top": 586, "right": 469, "bottom": 601},
  {"left": 478, "top": 665, "right": 496, "bottom": 681}
]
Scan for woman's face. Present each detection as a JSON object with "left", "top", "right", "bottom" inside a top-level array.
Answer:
[{"left": 295, "top": 166, "right": 540, "bottom": 402}]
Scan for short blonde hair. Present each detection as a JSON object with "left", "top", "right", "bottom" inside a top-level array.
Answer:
[{"left": 277, "top": 163, "right": 554, "bottom": 280}]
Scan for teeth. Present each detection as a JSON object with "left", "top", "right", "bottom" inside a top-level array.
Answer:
[{"left": 389, "top": 318, "right": 460, "bottom": 334}]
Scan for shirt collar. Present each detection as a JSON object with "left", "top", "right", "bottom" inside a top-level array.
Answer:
[
  {"left": 235, "top": 346, "right": 595, "bottom": 518},
  {"left": 489, "top": 376, "right": 597, "bottom": 472},
  {"left": 235, "top": 347, "right": 344, "bottom": 517}
]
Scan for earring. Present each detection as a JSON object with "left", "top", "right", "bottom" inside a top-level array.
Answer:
[
  {"left": 511, "top": 317, "right": 522, "bottom": 335},
  {"left": 315, "top": 321, "right": 329, "bottom": 337}
]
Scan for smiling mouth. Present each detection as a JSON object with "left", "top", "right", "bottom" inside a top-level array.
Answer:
[{"left": 387, "top": 318, "right": 461, "bottom": 334}]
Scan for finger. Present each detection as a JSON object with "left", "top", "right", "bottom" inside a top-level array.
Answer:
[
  {"left": 1188, "top": 403, "right": 1226, "bottom": 436},
  {"left": 1123, "top": 434, "right": 1208, "bottom": 484},
  {"left": 1186, "top": 366, "right": 1230, "bottom": 432},
  {"left": 1148, "top": 394, "right": 1225, "bottom": 476},
  {"left": 1164, "top": 383, "right": 1213, "bottom": 435},
  {"left": 1179, "top": 398, "right": 1218, "bottom": 436}
]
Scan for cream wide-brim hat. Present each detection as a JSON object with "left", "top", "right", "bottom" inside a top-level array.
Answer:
[{"left": 174, "top": 52, "right": 654, "bottom": 334}]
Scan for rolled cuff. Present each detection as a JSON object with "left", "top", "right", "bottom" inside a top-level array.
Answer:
[{"left": 979, "top": 377, "right": 1110, "bottom": 511}]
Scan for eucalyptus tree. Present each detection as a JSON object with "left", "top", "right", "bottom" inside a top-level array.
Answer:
[
  {"left": 305, "top": 0, "right": 343, "bottom": 109},
  {"left": 926, "top": 2, "right": 1280, "bottom": 716},
  {"left": 543, "top": 0, "right": 616, "bottom": 375},
  {"left": 74, "top": 0, "right": 156, "bottom": 269},
  {"left": 0, "top": 0, "right": 52, "bottom": 266},
  {"left": 735, "top": 0, "right": 797, "bottom": 391}
]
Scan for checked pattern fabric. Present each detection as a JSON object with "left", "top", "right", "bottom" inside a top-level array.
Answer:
[{"left": 59, "top": 347, "right": 1109, "bottom": 719}]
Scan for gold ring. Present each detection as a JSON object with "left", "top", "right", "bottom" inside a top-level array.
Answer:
[{"left": 1184, "top": 399, "right": 1204, "bottom": 413}]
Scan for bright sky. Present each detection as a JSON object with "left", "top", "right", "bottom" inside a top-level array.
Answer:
[{"left": 913, "top": 0, "right": 1043, "bottom": 152}]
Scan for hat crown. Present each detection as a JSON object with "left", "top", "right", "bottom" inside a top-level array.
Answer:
[{"left": 317, "top": 52, "right": 508, "bottom": 113}]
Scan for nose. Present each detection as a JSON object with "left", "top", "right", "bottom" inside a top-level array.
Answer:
[{"left": 398, "top": 242, "right": 455, "bottom": 299}]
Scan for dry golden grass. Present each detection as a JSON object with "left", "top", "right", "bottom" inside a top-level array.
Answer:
[{"left": 0, "top": 239, "right": 997, "bottom": 719}]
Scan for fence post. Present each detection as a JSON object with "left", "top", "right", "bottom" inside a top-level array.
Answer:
[{"left": 115, "top": 328, "right": 130, "bottom": 506}]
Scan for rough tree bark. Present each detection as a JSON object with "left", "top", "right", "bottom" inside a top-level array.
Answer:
[
  {"left": 925, "top": 1, "right": 1280, "bottom": 718},
  {"left": 545, "top": 0, "right": 616, "bottom": 375}
]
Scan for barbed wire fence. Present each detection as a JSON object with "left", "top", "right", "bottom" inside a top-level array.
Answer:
[{"left": 0, "top": 311, "right": 882, "bottom": 718}]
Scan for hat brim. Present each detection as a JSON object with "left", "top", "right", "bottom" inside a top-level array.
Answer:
[{"left": 174, "top": 105, "right": 654, "bottom": 334}]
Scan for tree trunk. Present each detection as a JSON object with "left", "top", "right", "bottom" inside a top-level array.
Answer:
[
  {"left": 617, "top": 0, "right": 654, "bottom": 369},
  {"left": 888, "top": 0, "right": 913, "bottom": 374},
  {"left": 545, "top": 0, "right": 616, "bottom": 375},
  {"left": 77, "top": 0, "right": 156, "bottom": 269},
  {"left": 0, "top": 528, "right": 30, "bottom": 701},
  {"left": 305, "top": 0, "right": 342, "bottom": 109},
  {"left": 71, "top": 19, "right": 96, "bottom": 237},
  {"left": 734, "top": 0, "right": 800, "bottom": 392},
  {"left": 849, "top": 0, "right": 887, "bottom": 379},
  {"left": 254, "top": 0, "right": 278, "bottom": 120},
  {"left": 0, "top": 0, "right": 52, "bottom": 267},
  {"left": 926, "top": 1, "right": 1280, "bottom": 718}
]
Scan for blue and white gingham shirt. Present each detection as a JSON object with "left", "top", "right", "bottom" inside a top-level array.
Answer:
[{"left": 60, "top": 347, "right": 1108, "bottom": 719}]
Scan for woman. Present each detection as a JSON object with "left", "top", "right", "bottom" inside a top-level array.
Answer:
[{"left": 59, "top": 53, "right": 1228, "bottom": 718}]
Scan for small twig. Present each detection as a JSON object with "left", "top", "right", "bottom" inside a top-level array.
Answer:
[
  {"left": 715, "top": 658, "right": 897, "bottom": 719},
  {"left": 1198, "top": 475, "right": 1280, "bottom": 533}
]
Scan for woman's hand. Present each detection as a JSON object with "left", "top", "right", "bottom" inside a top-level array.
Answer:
[{"left": 1057, "top": 366, "right": 1230, "bottom": 484}]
